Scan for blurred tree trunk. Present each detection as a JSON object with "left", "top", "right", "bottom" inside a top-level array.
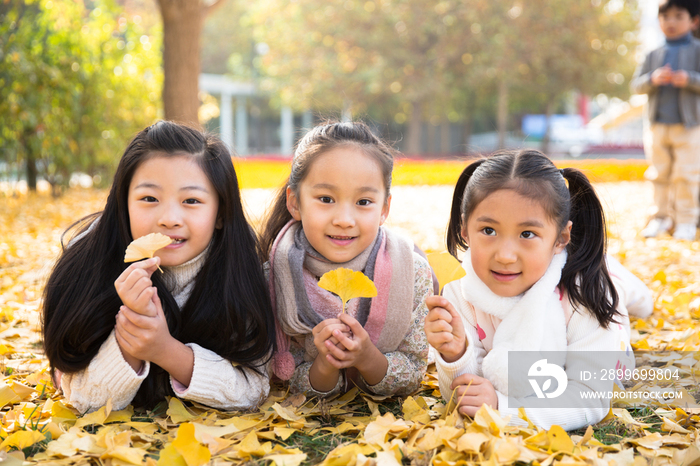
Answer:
[
  {"left": 440, "top": 121, "right": 451, "bottom": 154},
  {"left": 497, "top": 79, "right": 508, "bottom": 150},
  {"left": 540, "top": 100, "right": 555, "bottom": 155},
  {"left": 21, "top": 128, "right": 37, "bottom": 191},
  {"left": 157, "top": 0, "right": 225, "bottom": 126},
  {"left": 426, "top": 122, "right": 436, "bottom": 155},
  {"left": 406, "top": 100, "right": 423, "bottom": 155}
]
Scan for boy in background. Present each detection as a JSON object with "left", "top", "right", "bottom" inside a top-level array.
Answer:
[{"left": 632, "top": 0, "right": 700, "bottom": 241}]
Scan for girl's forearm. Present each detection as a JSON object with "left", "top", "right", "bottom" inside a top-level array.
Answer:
[
  {"left": 309, "top": 357, "right": 340, "bottom": 392},
  {"left": 153, "top": 339, "right": 195, "bottom": 387},
  {"left": 356, "top": 346, "right": 388, "bottom": 386},
  {"left": 122, "top": 351, "right": 145, "bottom": 374}
]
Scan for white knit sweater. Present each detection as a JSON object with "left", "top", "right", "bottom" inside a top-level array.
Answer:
[{"left": 60, "top": 251, "right": 270, "bottom": 413}]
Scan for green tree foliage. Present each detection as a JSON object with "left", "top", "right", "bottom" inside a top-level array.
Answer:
[{"left": 0, "top": 0, "right": 161, "bottom": 193}]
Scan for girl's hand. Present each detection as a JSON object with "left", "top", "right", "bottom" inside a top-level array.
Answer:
[
  {"left": 114, "top": 257, "right": 160, "bottom": 317},
  {"left": 326, "top": 313, "right": 388, "bottom": 386},
  {"left": 450, "top": 373, "right": 498, "bottom": 417},
  {"left": 425, "top": 296, "right": 467, "bottom": 363},
  {"left": 114, "top": 289, "right": 173, "bottom": 365},
  {"left": 312, "top": 319, "right": 351, "bottom": 362},
  {"left": 308, "top": 319, "right": 350, "bottom": 392}
]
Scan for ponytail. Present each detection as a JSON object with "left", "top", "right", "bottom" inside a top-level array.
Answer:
[
  {"left": 260, "top": 184, "right": 294, "bottom": 260},
  {"left": 446, "top": 159, "right": 484, "bottom": 258},
  {"left": 560, "top": 167, "right": 619, "bottom": 328}
]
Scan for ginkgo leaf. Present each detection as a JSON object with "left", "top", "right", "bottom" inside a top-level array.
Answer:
[
  {"left": 317, "top": 268, "right": 377, "bottom": 314},
  {"left": 427, "top": 251, "right": 466, "bottom": 293},
  {"left": 172, "top": 423, "right": 211, "bottom": 466},
  {"left": 547, "top": 425, "right": 575, "bottom": 453},
  {"left": 124, "top": 232, "right": 172, "bottom": 263},
  {"left": 0, "top": 429, "right": 46, "bottom": 451}
]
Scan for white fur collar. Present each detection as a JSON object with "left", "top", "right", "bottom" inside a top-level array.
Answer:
[{"left": 460, "top": 249, "right": 568, "bottom": 396}]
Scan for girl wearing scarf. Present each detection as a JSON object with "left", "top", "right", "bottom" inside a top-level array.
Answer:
[{"left": 261, "top": 121, "right": 432, "bottom": 397}]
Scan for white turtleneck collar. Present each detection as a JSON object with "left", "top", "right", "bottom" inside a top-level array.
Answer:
[{"left": 160, "top": 244, "right": 210, "bottom": 307}]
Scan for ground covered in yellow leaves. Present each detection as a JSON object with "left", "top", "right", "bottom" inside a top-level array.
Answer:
[{"left": 1, "top": 173, "right": 699, "bottom": 465}]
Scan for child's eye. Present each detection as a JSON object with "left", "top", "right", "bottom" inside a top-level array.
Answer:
[
  {"left": 183, "top": 198, "right": 201, "bottom": 205},
  {"left": 357, "top": 199, "right": 372, "bottom": 206},
  {"left": 482, "top": 227, "right": 496, "bottom": 236},
  {"left": 140, "top": 196, "right": 157, "bottom": 202},
  {"left": 521, "top": 231, "right": 536, "bottom": 239},
  {"left": 319, "top": 196, "right": 333, "bottom": 204}
]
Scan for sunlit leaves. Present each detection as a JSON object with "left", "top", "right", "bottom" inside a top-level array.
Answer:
[
  {"left": 3, "top": 179, "right": 700, "bottom": 464},
  {"left": 317, "top": 268, "right": 377, "bottom": 314}
]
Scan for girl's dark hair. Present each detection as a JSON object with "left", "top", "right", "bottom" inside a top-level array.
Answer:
[
  {"left": 659, "top": 0, "right": 700, "bottom": 18},
  {"left": 445, "top": 149, "right": 619, "bottom": 328},
  {"left": 260, "top": 121, "right": 395, "bottom": 258},
  {"left": 42, "top": 121, "right": 275, "bottom": 409}
]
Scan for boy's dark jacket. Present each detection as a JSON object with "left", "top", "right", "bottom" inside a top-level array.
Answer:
[{"left": 631, "top": 36, "right": 700, "bottom": 127}]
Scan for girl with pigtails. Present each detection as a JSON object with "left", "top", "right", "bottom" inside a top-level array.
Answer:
[{"left": 425, "top": 149, "right": 653, "bottom": 431}]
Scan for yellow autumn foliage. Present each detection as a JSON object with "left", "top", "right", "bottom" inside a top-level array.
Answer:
[
  {"left": 1, "top": 168, "right": 700, "bottom": 465},
  {"left": 317, "top": 267, "right": 377, "bottom": 313}
]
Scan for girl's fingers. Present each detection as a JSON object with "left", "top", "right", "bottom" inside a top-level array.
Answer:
[
  {"left": 337, "top": 313, "right": 365, "bottom": 337},
  {"left": 315, "top": 324, "right": 349, "bottom": 342},
  {"left": 325, "top": 338, "right": 350, "bottom": 360},
  {"left": 425, "top": 317, "right": 453, "bottom": 335},
  {"left": 425, "top": 295, "right": 451, "bottom": 311},
  {"left": 451, "top": 373, "right": 484, "bottom": 390},
  {"left": 426, "top": 307, "right": 452, "bottom": 324},
  {"left": 427, "top": 332, "right": 453, "bottom": 348},
  {"left": 332, "top": 329, "right": 358, "bottom": 352},
  {"left": 116, "top": 259, "right": 157, "bottom": 286},
  {"left": 118, "top": 306, "right": 152, "bottom": 329}
]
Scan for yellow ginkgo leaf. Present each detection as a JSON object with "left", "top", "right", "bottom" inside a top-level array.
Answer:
[
  {"left": 124, "top": 233, "right": 172, "bottom": 263},
  {"left": 427, "top": 251, "right": 466, "bottom": 293},
  {"left": 547, "top": 425, "right": 575, "bottom": 453},
  {"left": 317, "top": 268, "right": 377, "bottom": 314},
  {"left": 0, "top": 429, "right": 46, "bottom": 451},
  {"left": 172, "top": 423, "right": 211, "bottom": 466}
]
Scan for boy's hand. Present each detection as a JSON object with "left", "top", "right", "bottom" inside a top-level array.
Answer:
[
  {"left": 114, "top": 257, "right": 160, "bottom": 317},
  {"left": 671, "top": 69, "right": 689, "bottom": 87},
  {"left": 651, "top": 65, "right": 673, "bottom": 86},
  {"left": 450, "top": 373, "right": 498, "bottom": 417},
  {"left": 425, "top": 295, "right": 467, "bottom": 363}
]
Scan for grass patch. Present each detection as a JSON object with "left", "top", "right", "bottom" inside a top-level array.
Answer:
[{"left": 570, "top": 406, "right": 665, "bottom": 445}]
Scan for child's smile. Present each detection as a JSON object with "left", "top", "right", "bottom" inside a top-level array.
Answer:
[
  {"left": 491, "top": 270, "right": 521, "bottom": 282},
  {"left": 463, "top": 189, "right": 570, "bottom": 297}
]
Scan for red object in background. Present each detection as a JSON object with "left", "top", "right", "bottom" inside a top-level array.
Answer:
[{"left": 578, "top": 94, "right": 589, "bottom": 124}]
